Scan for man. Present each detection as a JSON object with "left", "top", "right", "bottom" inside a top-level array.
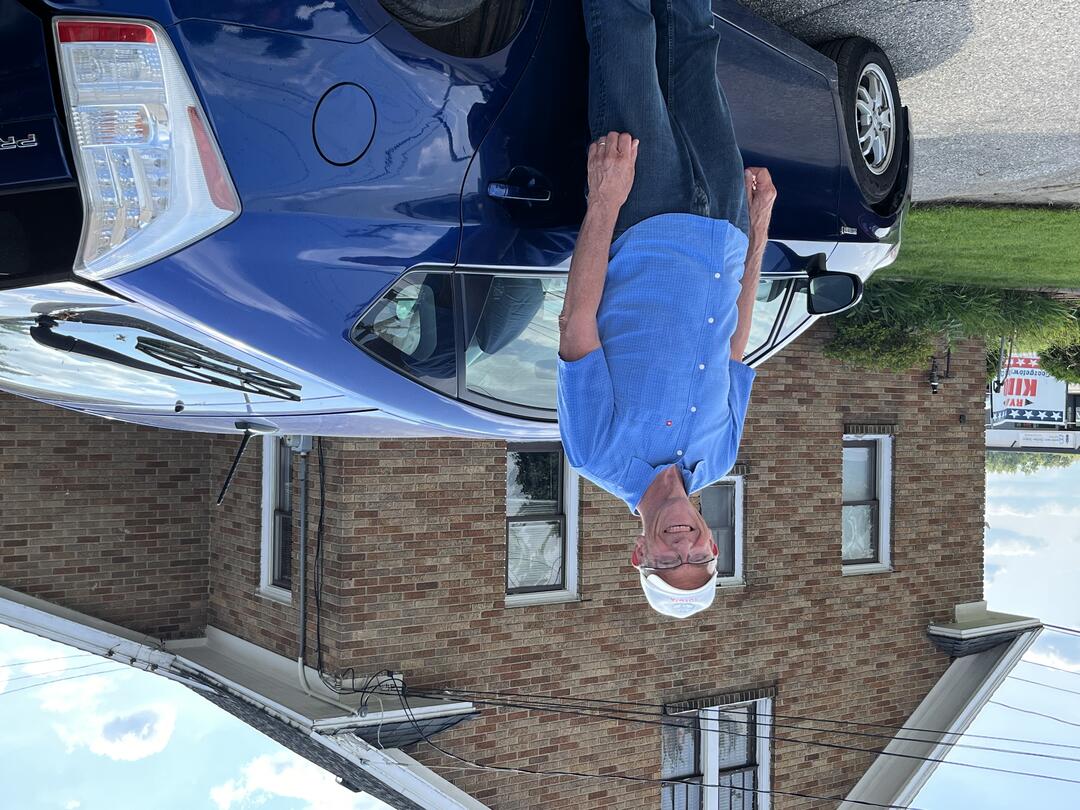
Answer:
[{"left": 557, "top": 0, "right": 777, "bottom": 618}]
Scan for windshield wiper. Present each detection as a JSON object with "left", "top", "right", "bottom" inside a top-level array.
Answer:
[{"left": 31, "top": 312, "right": 302, "bottom": 402}]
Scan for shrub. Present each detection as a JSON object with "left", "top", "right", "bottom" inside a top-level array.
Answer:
[
  {"left": 824, "top": 280, "right": 1080, "bottom": 372},
  {"left": 1038, "top": 343, "right": 1080, "bottom": 383},
  {"left": 824, "top": 318, "right": 935, "bottom": 372}
]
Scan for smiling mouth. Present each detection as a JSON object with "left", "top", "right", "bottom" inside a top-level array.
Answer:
[{"left": 664, "top": 524, "right": 695, "bottom": 533}]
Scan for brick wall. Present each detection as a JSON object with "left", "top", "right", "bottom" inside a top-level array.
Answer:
[
  {"left": 0, "top": 322, "right": 988, "bottom": 808},
  {"left": 293, "top": 326, "right": 986, "bottom": 809},
  {"left": 0, "top": 395, "right": 213, "bottom": 639}
]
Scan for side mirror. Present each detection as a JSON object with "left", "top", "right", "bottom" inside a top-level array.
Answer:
[{"left": 807, "top": 273, "right": 863, "bottom": 315}]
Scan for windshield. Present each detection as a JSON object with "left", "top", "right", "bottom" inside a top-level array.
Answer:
[
  {"left": 746, "top": 277, "right": 794, "bottom": 356},
  {"left": 775, "top": 278, "right": 811, "bottom": 346}
]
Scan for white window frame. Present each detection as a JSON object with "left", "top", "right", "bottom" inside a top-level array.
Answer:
[
  {"left": 259, "top": 435, "right": 294, "bottom": 604},
  {"left": 703, "top": 476, "right": 745, "bottom": 588},
  {"left": 504, "top": 445, "right": 579, "bottom": 607},
  {"left": 841, "top": 433, "right": 893, "bottom": 576},
  {"left": 663, "top": 697, "right": 773, "bottom": 810}
]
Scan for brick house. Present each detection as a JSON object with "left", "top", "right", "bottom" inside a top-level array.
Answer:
[{"left": 1, "top": 326, "right": 1010, "bottom": 808}]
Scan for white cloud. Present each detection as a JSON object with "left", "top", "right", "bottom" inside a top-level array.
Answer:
[
  {"left": 211, "top": 753, "right": 391, "bottom": 810},
  {"left": 64, "top": 801, "right": 81, "bottom": 810},
  {"left": 986, "top": 539, "right": 1042, "bottom": 557},
  {"left": 1024, "top": 649, "right": 1080, "bottom": 673},
  {"left": 54, "top": 703, "right": 177, "bottom": 762},
  {"left": 986, "top": 503, "right": 1080, "bottom": 519}
]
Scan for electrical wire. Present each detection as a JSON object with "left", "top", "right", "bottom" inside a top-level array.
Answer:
[
  {"left": 1044, "top": 624, "right": 1080, "bottom": 637},
  {"left": 411, "top": 685, "right": 1080, "bottom": 752},
  {"left": 1, "top": 660, "right": 123, "bottom": 686},
  {"left": 377, "top": 674, "right": 931, "bottom": 810},
  {"left": 1008, "top": 675, "right": 1080, "bottom": 698},
  {"left": 403, "top": 688, "right": 1080, "bottom": 782},
  {"left": 1022, "top": 660, "right": 1080, "bottom": 677},
  {"left": 0, "top": 666, "right": 129, "bottom": 699},
  {"left": 0, "top": 653, "right": 96, "bottom": 669},
  {"left": 406, "top": 687, "right": 1080, "bottom": 765},
  {"left": 990, "top": 701, "right": 1080, "bottom": 730}
]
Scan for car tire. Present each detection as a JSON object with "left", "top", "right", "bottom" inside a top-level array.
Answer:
[
  {"left": 818, "top": 37, "right": 905, "bottom": 205},
  {"left": 378, "top": 0, "right": 486, "bottom": 30}
]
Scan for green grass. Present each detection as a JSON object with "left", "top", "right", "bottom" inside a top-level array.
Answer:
[{"left": 879, "top": 206, "right": 1080, "bottom": 290}]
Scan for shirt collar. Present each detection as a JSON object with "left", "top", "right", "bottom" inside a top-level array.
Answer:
[{"left": 626, "top": 458, "right": 696, "bottom": 515}]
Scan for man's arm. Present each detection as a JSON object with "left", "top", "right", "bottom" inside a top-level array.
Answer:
[
  {"left": 729, "top": 168, "right": 777, "bottom": 362},
  {"left": 559, "top": 131, "right": 639, "bottom": 362}
]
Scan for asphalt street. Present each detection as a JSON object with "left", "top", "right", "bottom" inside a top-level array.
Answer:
[{"left": 740, "top": 0, "right": 1080, "bottom": 205}]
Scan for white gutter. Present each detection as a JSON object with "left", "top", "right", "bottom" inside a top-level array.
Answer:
[
  {"left": 840, "top": 628, "right": 1040, "bottom": 809},
  {"left": 0, "top": 590, "right": 488, "bottom": 810}
]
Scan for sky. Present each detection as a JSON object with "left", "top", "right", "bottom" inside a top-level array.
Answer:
[
  {"left": 0, "top": 624, "right": 391, "bottom": 810},
  {"left": 912, "top": 457, "right": 1080, "bottom": 809}
]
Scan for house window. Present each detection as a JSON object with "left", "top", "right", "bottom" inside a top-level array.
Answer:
[
  {"left": 661, "top": 699, "right": 773, "bottom": 810},
  {"left": 259, "top": 435, "right": 294, "bottom": 601},
  {"left": 505, "top": 443, "right": 579, "bottom": 605},
  {"left": 699, "top": 477, "right": 744, "bottom": 585},
  {"left": 842, "top": 434, "right": 893, "bottom": 574}
]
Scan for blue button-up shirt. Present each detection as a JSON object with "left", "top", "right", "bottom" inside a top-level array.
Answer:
[{"left": 557, "top": 213, "right": 756, "bottom": 513}]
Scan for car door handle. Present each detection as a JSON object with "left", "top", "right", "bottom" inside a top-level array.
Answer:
[{"left": 486, "top": 167, "right": 551, "bottom": 202}]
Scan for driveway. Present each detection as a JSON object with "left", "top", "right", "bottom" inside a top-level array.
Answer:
[{"left": 741, "top": 0, "right": 1080, "bottom": 206}]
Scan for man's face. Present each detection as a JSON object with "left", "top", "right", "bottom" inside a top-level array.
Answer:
[{"left": 632, "top": 494, "right": 718, "bottom": 590}]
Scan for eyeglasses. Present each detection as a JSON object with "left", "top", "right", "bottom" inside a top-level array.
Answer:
[{"left": 636, "top": 553, "right": 718, "bottom": 574}]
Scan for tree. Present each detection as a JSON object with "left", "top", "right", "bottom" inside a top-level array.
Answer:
[
  {"left": 1038, "top": 343, "right": 1080, "bottom": 384},
  {"left": 986, "top": 450, "right": 1080, "bottom": 475}
]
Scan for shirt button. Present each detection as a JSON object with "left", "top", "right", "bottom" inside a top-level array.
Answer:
[
  {"left": 698, "top": 363, "right": 705, "bottom": 370},
  {"left": 690, "top": 406, "right": 697, "bottom": 413},
  {"left": 665, "top": 420, "right": 672, "bottom": 426},
  {"left": 714, "top": 273, "right": 720, "bottom": 279},
  {"left": 676, "top": 450, "right": 684, "bottom": 456},
  {"left": 707, "top": 317, "right": 715, "bottom": 324}
]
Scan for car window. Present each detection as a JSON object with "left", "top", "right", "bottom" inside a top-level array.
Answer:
[
  {"left": 461, "top": 274, "right": 562, "bottom": 410},
  {"left": 351, "top": 270, "right": 457, "bottom": 394},
  {"left": 775, "top": 278, "right": 811, "bottom": 345},
  {"left": 746, "top": 277, "right": 793, "bottom": 357}
]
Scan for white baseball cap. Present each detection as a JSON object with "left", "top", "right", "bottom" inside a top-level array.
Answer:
[{"left": 638, "top": 569, "right": 718, "bottom": 618}]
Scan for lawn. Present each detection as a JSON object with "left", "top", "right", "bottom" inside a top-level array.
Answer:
[{"left": 878, "top": 205, "right": 1080, "bottom": 290}]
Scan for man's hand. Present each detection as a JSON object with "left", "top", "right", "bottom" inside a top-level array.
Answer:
[
  {"left": 587, "top": 131, "right": 639, "bottom": 214},
  {"left": 744, "top": 167, "right": 777, "bottom": 238},
  {"left": 730, "top": 168, "right": 777, "bottom": 362}
]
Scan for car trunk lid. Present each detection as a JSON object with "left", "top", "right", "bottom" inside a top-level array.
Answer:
[{"left": 0, "top": 1, "right": 81, "bottom": 283}]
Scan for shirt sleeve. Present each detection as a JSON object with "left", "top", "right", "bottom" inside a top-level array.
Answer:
[
  {"left": 726, "top": 358, "right": 757, "bottom": 455},
  {"left": 557, "top": 346, "right": 614, "bottom": 468}
]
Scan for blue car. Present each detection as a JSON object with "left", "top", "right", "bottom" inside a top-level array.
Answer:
[{"left": 0, "top": 0, "right": 911, "bottom": 439}]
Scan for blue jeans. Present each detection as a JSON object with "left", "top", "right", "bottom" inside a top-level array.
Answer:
[{"left": 583, "top": 0, "right": 749, "bottom": 239}]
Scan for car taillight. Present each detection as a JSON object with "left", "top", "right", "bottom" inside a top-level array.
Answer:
[{"left": 55, "top": 18, "right": 239, "bottom": 280}]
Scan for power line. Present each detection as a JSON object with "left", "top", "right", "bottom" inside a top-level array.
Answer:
[
  {"left": 0, "top": 653, "right": 96, "bottom": 669},
  {"left": 2, "top": 660, "right": 120, "bottom": 686},
  {"left": 405, "top": 688, "right": 1080, "bottom": 786},
  {"left": 1009, "top": 675, "right": 1080, "bottom": 697},
  {"left": 416, "top": 685, "right": 1080, "bottom": 752},
  {"left": 1022, "top": 660, "right": 1080, "bottom": 678},
  {"left": 382, "top": 678, "right": 929, "bottom": 810},
  {"left": 990, "top": 700, "right": 1080, "bottom": 730},
  {"left": 0, "top": 666, "right": 128, "bottom": 699},
  {"left": 407, "top": 688, "right": 1080, "bottom": 767},
  {"left": 1044, "top": 624, "right": 1080, "bottom": 637}
]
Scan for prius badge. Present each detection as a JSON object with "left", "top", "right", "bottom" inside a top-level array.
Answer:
[{"left": 0, "top": 133, "right": 38, "bottom": 150}]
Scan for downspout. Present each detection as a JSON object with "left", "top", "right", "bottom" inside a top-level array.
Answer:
[{"left": 294, "top": 440, "right": 355, "bottom": 713}]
